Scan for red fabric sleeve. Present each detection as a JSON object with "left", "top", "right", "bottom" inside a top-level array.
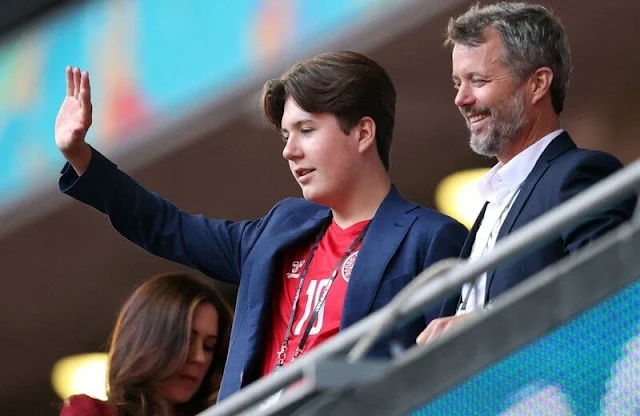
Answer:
[{"left": 60, "top": 395, "right": 115, "bottom": 416}]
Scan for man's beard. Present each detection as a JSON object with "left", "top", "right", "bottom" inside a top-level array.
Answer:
[{"left": 466, "top": 90, "right": 527, "bottom": 158}]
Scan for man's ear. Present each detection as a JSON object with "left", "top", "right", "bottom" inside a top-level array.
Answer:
[
  {"left": 530, "top": 66, "right": 554, "bottom": 105},
  {"left": 355, "top": 116, "right": 376, "bottom": 154}
]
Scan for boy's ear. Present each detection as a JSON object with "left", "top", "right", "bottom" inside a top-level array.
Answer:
[{"left": 356, "top": 116, "right": 376, "bottom": 153}]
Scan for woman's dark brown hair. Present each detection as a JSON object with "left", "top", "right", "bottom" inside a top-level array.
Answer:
[{"left": 106, "top": 273, "right": 233, "bottom": 416}]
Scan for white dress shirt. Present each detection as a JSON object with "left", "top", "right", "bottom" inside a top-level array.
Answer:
[{"left": 457, "top": 129, "right": 564, "bottom": 314}]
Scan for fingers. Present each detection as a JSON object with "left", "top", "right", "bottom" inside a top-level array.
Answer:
[
  {"left": 66, "top": 66, "right": 74, "bottom": 97},
  {"left": 79, "top": 71, "right": 92, "bottom": 108},
  {"left": 416, "top": 321, "right": 439, "bottom": 345},
  {"left": 73, "top": 67, "right": 81, "bottom": 98},
  {"left": 416, "top": 315, "right": 466, "bottom": 345},
  {"left": 67, "top": 67, "right": 92, "bottom": 110},
  {"left": 416, "top": 327, "right": 430, "bottom": 345}
]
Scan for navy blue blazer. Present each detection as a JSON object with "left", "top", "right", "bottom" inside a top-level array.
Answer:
[
  {"left": 60, "top": 148, "right": 467, "bottom": 401},
  {"left": 441, "top": 132, "right": 636, "bottom": 316}
]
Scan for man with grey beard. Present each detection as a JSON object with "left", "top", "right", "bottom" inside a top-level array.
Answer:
[{"left": 417, "top": 2, "right": 636, "bottom": 344}]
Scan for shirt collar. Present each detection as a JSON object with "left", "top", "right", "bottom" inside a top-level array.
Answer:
[{"left": 478, "top": 129, "right": 563, "bottom": 202}]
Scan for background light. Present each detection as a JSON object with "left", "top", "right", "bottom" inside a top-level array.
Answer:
[
  {"left": 51, "top": 353, "right": 108, "bottom": 400},
  {"left": 435, "top": 168, "right": 489, "bottom": 229}
]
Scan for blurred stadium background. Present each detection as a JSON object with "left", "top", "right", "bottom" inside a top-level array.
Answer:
[{"left": 1, "top": 0, "right": 639, "bottom": 414}]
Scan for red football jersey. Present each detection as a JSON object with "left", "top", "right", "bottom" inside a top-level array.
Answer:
[{"left": 261, "top": 219, "right": 369, "bottom": 376}]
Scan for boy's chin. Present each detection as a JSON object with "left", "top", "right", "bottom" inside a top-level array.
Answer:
[{"left": 302, "top": 188, "right": 331, "bottom": 207}]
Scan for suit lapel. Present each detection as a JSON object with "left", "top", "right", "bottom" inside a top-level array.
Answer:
[
  {"left": 485, "top": 132, "right": 576, "bottom": 298},
  {"left": 494, "top": 132, "right": 576, "bottom": 244},
  {"left": 247, "top": 210, "right": 331, "bottom": 302},
  {"left": 244, "top": 208, "right": 331, "bottom": 359},
  {"left": 340, "top": 186, "right": 416, "bottom": 328}
]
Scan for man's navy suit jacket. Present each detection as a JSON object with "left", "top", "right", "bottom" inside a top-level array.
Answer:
[
  {"left": 441, "top": 132, "right": 636, "bottom": 315},
  {"left": 60, "top": 148, "right": 467, "bottom": 401}
]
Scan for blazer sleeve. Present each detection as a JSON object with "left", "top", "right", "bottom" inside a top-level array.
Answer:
[
  {"left": 60, "top": 395, "right": 115, "bottom": 416},
  {"left": 423, "top": 219, "right": 467, "bottom": 269},
  {"left": 59, "top": 147, "right": 276, "bottom": 285},
  {"left": 556, "top": 152, "right": 636, "bottom": 253}
]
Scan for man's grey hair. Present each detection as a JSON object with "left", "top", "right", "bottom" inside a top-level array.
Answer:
[{"left": 445, "top": 2, "right": 572, "bottom": 114}]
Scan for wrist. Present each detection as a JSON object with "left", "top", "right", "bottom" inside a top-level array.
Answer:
[{"left": 62, "top": 143, "right": 92, "bottom": 176}]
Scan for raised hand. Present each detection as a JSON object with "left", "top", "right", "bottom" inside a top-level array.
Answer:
[{"left": 55, "top": 67, "right": 93, "bottom": 175}]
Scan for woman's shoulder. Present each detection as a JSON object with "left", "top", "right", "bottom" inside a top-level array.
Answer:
[{"left": 60, "top": 394, "right": 115, "bottom": 416}]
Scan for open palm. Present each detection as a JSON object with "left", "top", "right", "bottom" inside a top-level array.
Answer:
[{"left": 55, "top": 67, "right": 93, "bottom": 153}]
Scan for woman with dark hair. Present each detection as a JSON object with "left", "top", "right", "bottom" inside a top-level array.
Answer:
[{"left": 60, "top": 273, "right": 233, "bottom": 416}]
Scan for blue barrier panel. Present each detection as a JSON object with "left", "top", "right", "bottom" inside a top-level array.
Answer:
[{"left": 412, "top": 280, "right": 640, "bottom": 415}]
